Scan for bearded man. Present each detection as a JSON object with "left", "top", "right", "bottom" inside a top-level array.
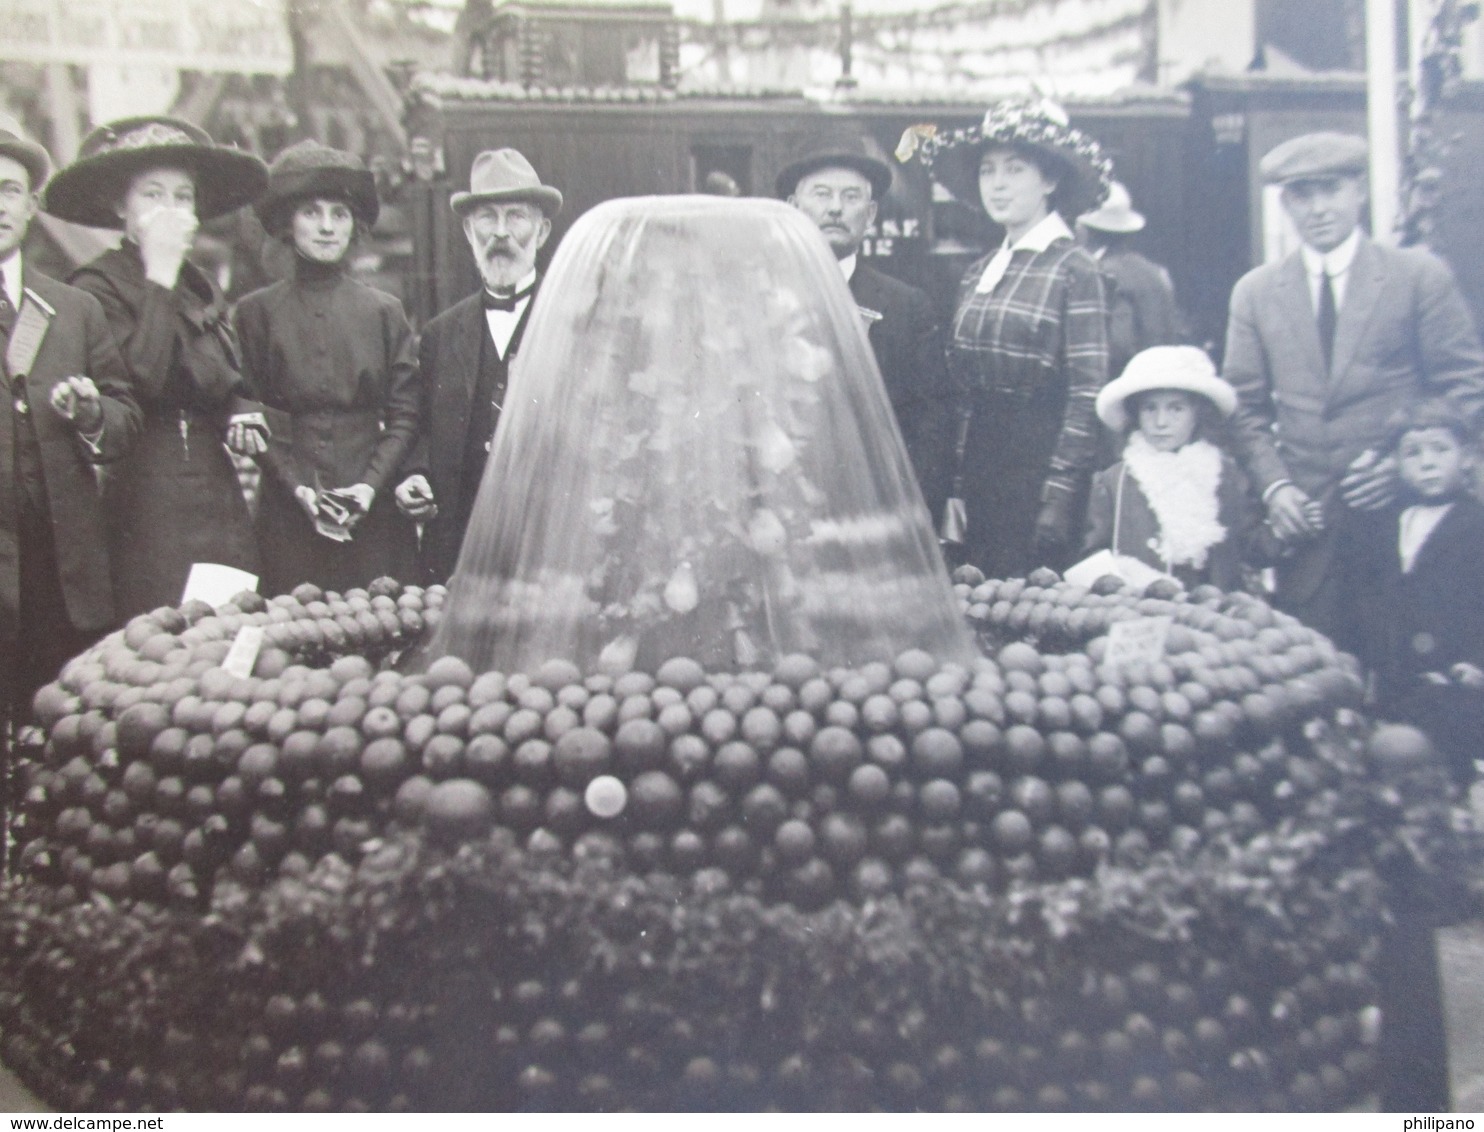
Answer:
[{"left": 394, "top": 148, "right": 562, "bottom": 582}]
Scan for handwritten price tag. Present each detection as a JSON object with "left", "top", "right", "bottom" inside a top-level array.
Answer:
[
  {"left": 1104, "top": 615, "right": 1173, "bottom": 668},
  {"left": 222, "top": 625, "right": 265, "bottom": 679}
]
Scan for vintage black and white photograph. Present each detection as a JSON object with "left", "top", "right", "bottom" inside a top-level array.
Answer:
[{"left": 1, "top": 0, "right": 1484, "bottom": 1115}]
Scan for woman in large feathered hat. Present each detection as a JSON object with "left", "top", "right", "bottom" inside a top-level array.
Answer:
[
  {"left": 233, "top": 139, "right": 420, "bottom": 595},
  {"left": 46, "top": 117, "right": 268, "bottom": 616},
  {"left": 913, "top": 98, "right": 1114, "bottom": 578}
]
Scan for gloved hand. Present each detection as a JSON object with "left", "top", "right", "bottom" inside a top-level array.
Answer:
[
  {"left": 394, "top": 475, "right": 437, "bottom": 520},
  {"left": 293, "top": 485, "right": 318, "bottom": 520},
  {"left": 1031, "top": 496, "right": 1073, "bottom": 562},
  {"left": 49, "top": 376, "right": 104, "bottom": 434},
  {"left": 338, "top": 483, "right": 375, "bottom": 515},
  {"left": 227, "top": 412, "right": 270, "bottom": 457}
]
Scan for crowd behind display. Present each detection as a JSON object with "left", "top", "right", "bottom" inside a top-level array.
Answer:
[{"left": 2, "top": 104, "right": 1482, "bottom": 796}]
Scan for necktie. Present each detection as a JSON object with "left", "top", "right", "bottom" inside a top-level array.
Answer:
[
  {"left": 0, "top": 293, "right": 14, "bottom": 339},
  {"left": 974, "top": 246, "right": 1015, "bottom": 295},
  {"left": 1317, "top": 270, "right": 1337, "bottom": 374},
  {"left": 483, "top": 286, "right": 533, "bottom": 313}
]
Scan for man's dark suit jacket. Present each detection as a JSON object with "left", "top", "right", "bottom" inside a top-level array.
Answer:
[
  {"left": 401, "top": 289, "right": 535, "bottom": 583},
  {"left": 1338, "top": 495, "right": 1484, "bottom": 700},
  {"left": 849, "top": 260, "right": 951, "bottom": 521},
  {"left": 1, "top": 266, "right": 137, "bottom": 633}
]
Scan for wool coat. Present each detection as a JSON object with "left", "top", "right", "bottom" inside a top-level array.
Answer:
[
  {"left": 1337, "top": 495, "right": 1484, "bottom": 782},
  {"left": 849, "top": 260, "right": 952, "bottom": 522},
  {"left": 2, "top": 264, "right": 138, "bottom": 709},
  {"left": 235, "top": 260, "right": 420, "bottom": 595},
  {"left": 1222, "top": 236, "right": 1484, "bottom": 631},
  {"left": 70, "top": 243, "right": 259, "bottom": 618},
  {"left": 1080, "top": 448, "right": 1254, "bottom": 592}
]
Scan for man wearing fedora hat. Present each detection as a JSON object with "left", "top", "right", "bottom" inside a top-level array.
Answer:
[
  {"left": 395, "top": 148, "right": 562, "bottom": 582},
  {"left": 1077, "top": 181, "right": 1184, "bottom": 382},
  {"left": 0, "top": 119, "right": 137, "bottom": 731},
  {"left": 1222, "top": 131, "right": 1484, "bottom": 640},
  {"left": 778, "top": 141, "right": 950, "bottom": 521}
]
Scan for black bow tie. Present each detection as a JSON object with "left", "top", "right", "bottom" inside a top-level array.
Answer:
[{"left": 482, "top": 286, "right": 533, "bottom": 313}]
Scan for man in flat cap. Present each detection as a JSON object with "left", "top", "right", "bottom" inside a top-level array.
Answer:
[
  {"left": 394, "top": 148, "right": 562, "bottom": 582},
  {"left": 0, "top": 118, "right": 137, "bottom": 735},
  {"left": 779, "top": 142, "right": 950, "bottom": 523},
  {"left": 1222, "top": 130, "right": 1484, "bottom": 639}
]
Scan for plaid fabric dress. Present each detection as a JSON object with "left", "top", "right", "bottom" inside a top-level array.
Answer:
[{"left": 946, "top": 238, "right": 1109, "bottom": 576}]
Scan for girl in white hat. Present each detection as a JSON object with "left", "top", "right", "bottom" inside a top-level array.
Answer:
[{"left": 1080, "top": 345, "right": 1257, "bottom": 590}]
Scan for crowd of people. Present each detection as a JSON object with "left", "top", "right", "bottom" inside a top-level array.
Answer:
[
  {"left": 0, "top": 92, "right": 1482, "bottom": 1111},
  {"left": 2, "top": 103, "right": 1482, "bottom": 790}
]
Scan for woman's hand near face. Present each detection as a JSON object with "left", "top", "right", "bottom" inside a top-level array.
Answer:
[{"left": 137, "top": 206, "right": 197, "bottom": 289}]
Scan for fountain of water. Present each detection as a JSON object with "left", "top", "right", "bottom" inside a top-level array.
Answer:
[{"left": 421, "top": 195, "right": 972, "bottom": 675}]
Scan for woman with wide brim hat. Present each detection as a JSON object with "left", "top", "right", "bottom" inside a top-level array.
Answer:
[
  {"left": 234, "top": 139, "right": 420, "bottom": 596},
  {"left": 47, "top": 116, "right": 268, "bottom": 617},
  {"left": 913, "top": 98, "right": 1114, "bottom": 578}
]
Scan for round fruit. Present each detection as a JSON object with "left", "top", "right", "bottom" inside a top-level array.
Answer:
[
  {"left": 423, "top": 779, "right": 494, "bottom": 844},
  {"left": 991, "top": 809, "right": 1034, "bottom": 854},
  {"left": 552, "top": 728, "right": 613, "bottom": 786}
]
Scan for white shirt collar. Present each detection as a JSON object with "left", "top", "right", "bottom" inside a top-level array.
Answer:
[
  {"left": 1399, "top": 500, "right": 1453, "bottom": 574},
  {"left": 483, "top": 270, "right": 538, "bottom": 359},
  {"left": 974, "top": 213, "right": 1075, "bottom": 295},
  {"left": 0, "top": 250, "right": 21, "bottom": 309},
  {"left": 1008, "top": 211, "right": 1075, "bottom": 254},
  {"left": 1299, "top": 229, "right": 1360, "bottom": 280},
  {"left": 838, "top": 253, "right": 857, "bottom": 282}
]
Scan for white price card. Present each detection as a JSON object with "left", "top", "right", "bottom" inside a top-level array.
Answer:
[
  {"left": 181, "top": 562, "right": 259, "bottom": 610},
  {"left": 221, "top": 625, "right": 266, "bottom": 679},
  {"left": 1104, "top": 615, "right": 1173, "bottom": 668}
]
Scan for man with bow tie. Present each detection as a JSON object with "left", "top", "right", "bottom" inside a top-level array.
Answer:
[
  {"left": 1223, "top": 131, "right": 1484, "bottom": 639},
  {"left": 0, "top": 119, "right": 136, "bottom": 733},
  {"left": 394, "top": 148, "right": 561, "bottom": 582}
]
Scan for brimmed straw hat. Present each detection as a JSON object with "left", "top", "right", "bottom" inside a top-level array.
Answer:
[
  {"left": 918, "top": 98, "right": 1113, "bottom": 220},
  {"left": 1078, "top": 181, "right": 1144, "bottom": 234},
  {"left": 1096, "top": 346, "right": 1237, "bottom": 432},
  {"left": 254, "top": 139, "right": 379, "bottom": 234},
  {"left": 450, "top": 148, "right": 562, "bottom": 217},
  {"left": 44, "top": 116, "right": 267, "bottom": 228}
]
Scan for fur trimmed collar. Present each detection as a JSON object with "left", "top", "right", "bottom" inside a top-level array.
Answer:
[{"left": 1122, "top": 434, "right": 1227, "bottom": 569}]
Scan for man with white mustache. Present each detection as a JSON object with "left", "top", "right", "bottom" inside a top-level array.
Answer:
[{"left": 394, "top": 148, "right": 561, "bottom": 582}]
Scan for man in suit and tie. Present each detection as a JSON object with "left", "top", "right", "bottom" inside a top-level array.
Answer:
[
  {"left": 394, "top": 148, "right": 561, "bottom": 583},
  {"left": 0, "top": 120, "right": 137, "bottom": 726},
  {"left": 778, "top": 143, "right": 951, "bottom": 522},
  {"left": 1223, "top": 131, "right": 1484, "bottom": 637}
]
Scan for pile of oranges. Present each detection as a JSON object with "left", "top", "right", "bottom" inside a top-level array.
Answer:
[{"left": 0, "top": 569, "right": 1449, "bottom": 1111}]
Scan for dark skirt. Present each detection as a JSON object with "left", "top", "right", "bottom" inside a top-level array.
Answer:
[
  {"left": 106, "top": 412, "right": 259, "bottom": 618},
  {"left": 957, "top": 384, "right": 1080, "bottom": 579},
  {"left": 256, "top": 478, "right": 416, "bottom": 598}
]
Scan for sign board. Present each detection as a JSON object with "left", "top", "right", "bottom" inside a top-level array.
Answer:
[
  {"left": 181, "top": 562, "right": 259, "bottom": 610},
  {"left": 0, "top": 0, "right": 293, "bottom": 75},
  {"left": 1104, "top": 615, "right": 1173, "bottom": 669},
  {"left": 221, "top": 625, "right": 265, "bottom": 680}
]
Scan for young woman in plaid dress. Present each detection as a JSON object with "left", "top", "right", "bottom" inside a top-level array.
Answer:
[{"left": 920, "top": 101, "right": 1114, "bottom": 578}]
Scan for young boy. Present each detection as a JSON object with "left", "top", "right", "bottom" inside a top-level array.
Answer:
[{"left": 1339, "top": 398, "right": 1484, "bottom": 790}]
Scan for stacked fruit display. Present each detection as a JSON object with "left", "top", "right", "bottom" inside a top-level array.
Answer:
[{"left": 0, "top": 570, "right": 1469, "bottom": 1111}]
